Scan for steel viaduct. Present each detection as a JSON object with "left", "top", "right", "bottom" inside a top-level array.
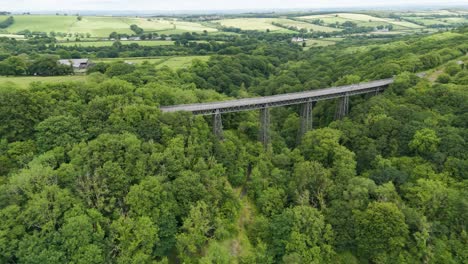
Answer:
[{"left": 160, "top": 77, "right": 396, "bottom": 144}]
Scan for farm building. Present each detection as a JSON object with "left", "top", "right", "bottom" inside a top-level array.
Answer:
[
  {"left": 58, "top": 59, "right": 92, "bottom": 70},
  {"left": 291, "top": 37, "right": 306, "bottom": 42}
]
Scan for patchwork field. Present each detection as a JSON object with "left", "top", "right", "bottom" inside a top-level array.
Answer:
[
  {"left": 274, "top": 18, "right": 340, "bottom": 32},
  {"left": 0, "top": 15, "right": 218, "bottom": 37},
  {"left": 397, "top": 10, "right": 466, "bottom": 16},
  {"left": 403, "top": 17, "right": 450, "bottom": 26},
  {"left": 443, "top": 17, "right": 468, "bottom": 24},
  {"left": 56, "top": 40, "right": 175, "bottom": 47},
  {"left": 214, "top": 18, "right": 295, "bottom": 32},
  {"left": 215, "top": 17, "right": 342, "bottom": 33},
  {"left": 402, "top": 16, "right": 468, "bottom": 27},
  {"left": 299, "top": 13, "right": 422, "bottom": 30}
]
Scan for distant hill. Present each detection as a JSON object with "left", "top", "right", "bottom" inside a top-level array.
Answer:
[{"left": 0, "top": 15, "right": 217, "bottom": 37}]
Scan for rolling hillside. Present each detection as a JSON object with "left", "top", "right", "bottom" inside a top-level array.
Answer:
[{"left": 0, "top": 15, "right": 218, "bottom": 37}]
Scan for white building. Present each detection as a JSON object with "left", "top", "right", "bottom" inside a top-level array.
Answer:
[
  {"left": 291, "top": 37, "right": 305, "bottom": 42},
  {"left": 58, "top": 59, "right": 92, "bottom": 71}
]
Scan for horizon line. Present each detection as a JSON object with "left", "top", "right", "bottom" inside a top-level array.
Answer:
[{"left": 3, "top": 3, "right": 468, "bottom": 14}]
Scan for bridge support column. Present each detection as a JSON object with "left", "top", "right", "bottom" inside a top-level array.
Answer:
[
  {"left": 213, "top": 109, "right": 223, "bottom": 140},
  {"left": 298, "top": 100, "right": 314, "bottom": 143},
  {"left": 259, "top": 106, "right": 270, "bottom": 146},
  {"left": 375, "top": 86, "right": 381, "bottom": 95},
  {"left": 335, "top": 95, "right": 349, "bottom": 120}
]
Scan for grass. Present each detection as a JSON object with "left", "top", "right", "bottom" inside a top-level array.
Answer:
[
  {"left": 403, "top": 17, "right": 450, "bottom": 26},
  {"left": 214, "top": 17, "right": 340, "bottom": 33},
  {"left": 398, "top": 10, "right": 462, "bottom": 16},
  {"left": 426, "top": 54, "right": 468, "bottom": 82},
  {"left": 299, "top": 13, "right": 422, "bottom": 30},
  {"left": 56, "top": 40, "right": 175, "bottom": 47},
  {"left": 274, "top": 18, "right": 340, "bottom": 32},
  {"left": 93, "top": 57, "right": 165, "bottom": 64},
  {"left": 0, "top": 75, "right": 86, "bottom": 88},
  {"left": 217, "top": 188, "right": 255, "bottom": 260},
  {"left": 343, "top": 40, "right": 410, "bottom": 54},
  {"left": 155, "top": 56, "right": 209, "bottom": 69},
  {"left": 214, "top": 18, "right": 295, "bottom": 33},
  {"left": 0, "top": 15, "right": 217, "bottom": 37},
  {"left": 94, "top": 55, "right": 210, "bottom": 70},
  {"left": 442, "top": 17, "right": 468, "bottom": 24},
  {"left": 0, "top": 33, "right": 26, "bottom": 39},
  {"left": 303, "top": 38, "right": 341, "bottom": 50},
  {"left": 4, "top": 15, "right": 76, "bottom": 33}
]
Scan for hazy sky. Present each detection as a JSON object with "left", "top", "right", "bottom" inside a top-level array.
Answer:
[{"left": 1, "top": 0, "right": 466, "bottom": 11}]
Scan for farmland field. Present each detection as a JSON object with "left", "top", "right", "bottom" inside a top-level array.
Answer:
[
  {"left": 56, "top": 40, "right": 175, "bottom": 47},
  {"left": 299, "top": 13, "right": 422, "bottom": 30},
  {"left": 403, "top": 17, "right": 450, "bottom": 26},
  {"left": 398, "top": 10, "right": 463, "bottom": 16},
  {"left": 274, "top": 18, "right": 341, "bottom": 32},
  {"left": 302, "top": 38, "right": 341, "bottom": 50},
  {"left": 155, "top": 56, "right": 209, "bottom": 69},
  {"left": 440, "top": 17, "right": 468, "bottom": 25},
  {"left": 0, "top": 75, "right": 87, "bottom": 88},
  {"left": 0, "top": 15, "right": 218, "bottom": 37},
  {"left": 93, "top": 57, "right": 165, "bottom": 64},
  {"left": 214, "top": 18, "right": 295, "bottom": 32},
  {"left": 0, "top": 34, "right": 26, "bottom": 39},
  {"left": 94, "top": 55, "right": 210, "bottom": 69}
]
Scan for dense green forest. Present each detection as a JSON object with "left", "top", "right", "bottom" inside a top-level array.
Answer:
[{"left": 0, "top": 24, "right": 467, "bottom": 263}]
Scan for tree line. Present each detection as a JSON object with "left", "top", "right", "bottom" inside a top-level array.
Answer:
[
  {"left": 0, "top": 16, "right": 14, "bottom": 29},
  {"left": 0, "top": 55, "right": 73, "bottom": 76}
]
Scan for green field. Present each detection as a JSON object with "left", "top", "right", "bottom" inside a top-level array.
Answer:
[
  {"left": 299, "top": 13, "right": 422, "bottom": 30},
  {"left": 397, "top": 10, "right": 463, "bottom": 16},
  {"left": 214, "top": 18, "right": 295, "bottom": 33},
  {"left": 274, "top": 18, "right": 340, "bottom": 32},
  {"left": 410, "top": 16, "right": 468, "bottom": 26},
  {"left": 0, "top": 33, "right": 26, "bottom": 39},
  {"left": 403, "top": 17, "right": 450, "bottom": 26},
  {"left": 93, "top": 55, "right": 210, "bottom": 70},
  {"left": 93, "top": 57, "right": 165, "bottom": 64},
  {"left": 303, "top": 38, "right": 339, "bottom": 50},
  {"left": 0, "top": 15, "right": 218, "bottom": 37},
  {"left": 0, "top": 75, "right": 87, "bottom": 88},
  {"left": 214, "top": 17, "right": 340, "bottom": 33},
  {"left": 443, "top": 17, "right": 468, "bottom": 24},
  {"left": 155, "top": 56, "right": 209, "bottom": 69},
  {"left": 56, "top": 40, "right": 175, "bottom": 47}
]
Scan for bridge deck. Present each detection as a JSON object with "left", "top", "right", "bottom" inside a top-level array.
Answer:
[{"left": 160, "top": 78, "right": 395, "bottom": 115}]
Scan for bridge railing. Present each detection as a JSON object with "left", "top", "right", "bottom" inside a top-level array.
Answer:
[{"left": 160, "top": 77, "right": 394, "bottom": 115}]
